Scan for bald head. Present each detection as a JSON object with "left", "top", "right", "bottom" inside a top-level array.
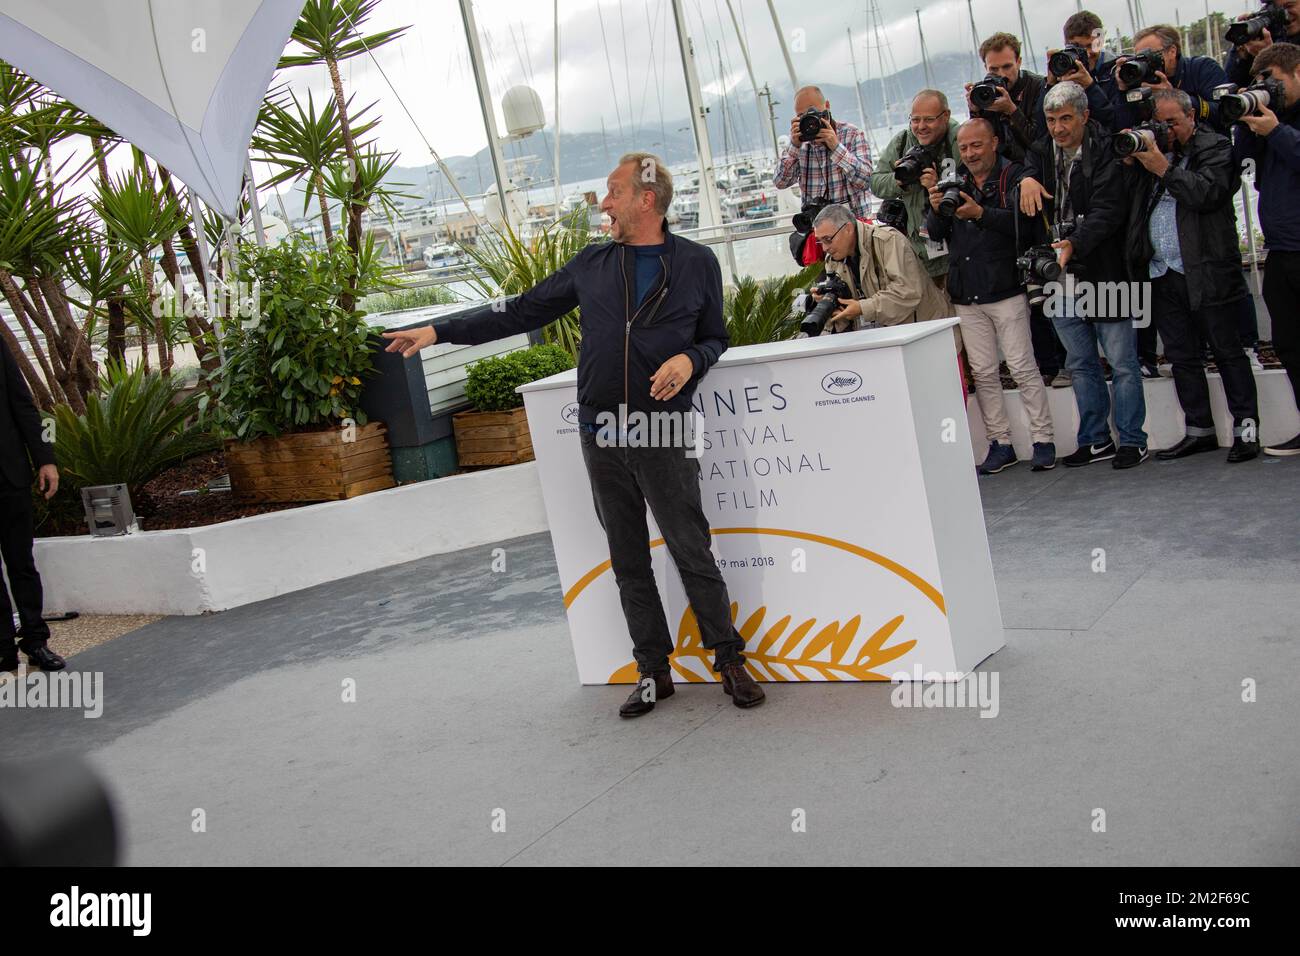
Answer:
[
  {"left": 794, "top": 85, "right": 828, "bottom": 113},
  {"left": 957, "top": 117, "right": 999, "bottom": 180}
]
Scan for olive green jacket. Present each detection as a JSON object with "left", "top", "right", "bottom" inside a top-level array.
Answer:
[{"left": 868, "top": 120, "right": 962, "bottom": 278}]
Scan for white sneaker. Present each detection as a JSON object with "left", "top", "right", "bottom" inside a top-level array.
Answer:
[{"left": 1248, "top": 348, "right": 1265, "bottom": 372}]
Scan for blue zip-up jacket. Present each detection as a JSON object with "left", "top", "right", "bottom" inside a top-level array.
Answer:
[
  {"left": 1109, "top": 54, "right": 1231, "bottom": 133},
  {"left": 1233, "top": 102, "right": 1300, "bottom": 251},
  {"left": 431, "top": 220, "right": 728, "bottom": 424}
]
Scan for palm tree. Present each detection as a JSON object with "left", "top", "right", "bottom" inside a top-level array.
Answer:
[{"left": 278, "top": 0, "right": 409, "bottom": 311}]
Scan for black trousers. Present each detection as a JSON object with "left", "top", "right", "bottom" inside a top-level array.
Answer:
[
  {"left": 1262, "top": 249, "right": 1300, "bottom": 410},
  {"left": 1152, "top": 271, "right": 1259, "bottom": 436},
  {"left": 578, "top": 425, "right": 745, "bottom": 676},
  {"left": 0, "top": 483, "right": 50, "bottom": 650},
  {"left": 1029, "top": 300, "right": 1067, "bottom": 377}
]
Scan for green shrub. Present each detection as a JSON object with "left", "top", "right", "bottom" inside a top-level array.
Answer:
[
  {"left": 723, "top": 263, "right": 824, "bottom": 345},
  {"left": 205, "top": 235, "right": 379, "bottom": 441},
  {"left": 51, "top": 357, "right": 219, "bottom": 501},
  {"left": 464, "top": 343, "right": 575, "bottom": 412}
]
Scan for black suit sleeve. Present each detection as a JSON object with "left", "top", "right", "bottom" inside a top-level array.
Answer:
[
  {"left": 684, "top": 252, "right": 728, "bottom": 379},
  {"left": 2, "top": 337, "right": 55, "bottom": 470},
  {"left": 431, "top": 251, "right": 583, "bottom": 345}
]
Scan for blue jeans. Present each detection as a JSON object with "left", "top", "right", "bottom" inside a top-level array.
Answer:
[{"left": 1050, "top": 304, "right": 1148, "bottom": 448}]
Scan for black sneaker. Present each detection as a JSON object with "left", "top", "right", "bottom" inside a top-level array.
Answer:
[
  {"left": 0, "top": 644, "right": 17, "bottom": 671},
  {"left": 1112, "top": 445, "right": 1149, "bottom": 469},
  {"left": 1062, "top": 440, "right": 1116, "bottom": 467},
  {"left": 1139, "top": 359, "right": 1162, "bottom": 379},
  {"left": 1030, "top": 441, "right": 1057, "bottom": 471},
  {"left": 1263, "top": 432, "right": 1300, "bottom": 457}
]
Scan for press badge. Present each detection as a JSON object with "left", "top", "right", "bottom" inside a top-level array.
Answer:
[{"left": 919, "top": 225, "right": 948, "bottom": 259}]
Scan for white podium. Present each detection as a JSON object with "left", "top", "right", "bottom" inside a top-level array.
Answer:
[{"left": 517, "top": 319, "right": 1004, "bottom": 685}]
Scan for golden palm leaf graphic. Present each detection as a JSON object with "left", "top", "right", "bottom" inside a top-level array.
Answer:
[{"left": 608, "top": 603, "right": 916, "bottom": 684}]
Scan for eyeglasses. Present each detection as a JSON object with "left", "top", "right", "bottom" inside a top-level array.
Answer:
[
  {"left": 815, "top": 222, "right": 848, "bottom": 247},
  {"left": 910, "top": 111, "right": 948, "bottom": 124}
]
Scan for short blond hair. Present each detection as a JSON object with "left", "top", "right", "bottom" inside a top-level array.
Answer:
[{"left": 618, "top": 152, "right": 674, "bottom": 215}]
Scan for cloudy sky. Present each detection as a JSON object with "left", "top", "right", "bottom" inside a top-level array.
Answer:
[{"left": 281, "top": 0, "right": 1260, "bottom": 165}]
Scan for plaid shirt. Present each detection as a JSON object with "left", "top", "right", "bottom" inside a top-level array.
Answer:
[{"left": 772, "top": 119, "right": 874, "bottom": 219}]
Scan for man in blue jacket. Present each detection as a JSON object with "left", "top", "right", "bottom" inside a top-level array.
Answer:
[
  {"left": 382, "top": 153, "right": 765, "bottom": 715},
  {"left": 1112, "top": 24, "right": 1232, "bottom": 133}
]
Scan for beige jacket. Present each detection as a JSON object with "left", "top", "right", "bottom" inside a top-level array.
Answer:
[{"left": 821, "top": 220, "right": 960, "bottom": 349}]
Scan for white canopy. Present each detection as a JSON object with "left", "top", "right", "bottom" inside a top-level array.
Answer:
[{"left": 0, "top": 0, "right": 306, "bottom": 219}]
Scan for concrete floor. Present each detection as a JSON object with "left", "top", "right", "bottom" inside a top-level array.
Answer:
[{"left": 7, "top": 452, "right": 1299, "bottom": 866}]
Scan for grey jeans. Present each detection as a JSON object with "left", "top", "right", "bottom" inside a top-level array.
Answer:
[{"left": 578, "top": 424, "right": 746, "bottom": 675}]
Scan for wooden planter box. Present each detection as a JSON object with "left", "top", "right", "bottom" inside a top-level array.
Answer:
[
  {"left": 452, "top": 406, "right": 534, "bottom": 467},
  {"left": 224, "top": 421, "right": 396, "bottom": 503}
]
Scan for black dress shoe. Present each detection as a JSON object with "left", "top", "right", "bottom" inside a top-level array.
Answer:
[
  {"left": 21, "top": 644, "right": 66, "bottom": 672},
  {"left": 619, "top": 669, "right": 674, "bottom": 718},
  {"left": 1227, "top": 439, "right": 1259, "bottom": 463},
  {"left": 1156, "top": 434, "right": 1218, "bottom": 460},
  {"left": 719, "top": 661, "right": 765, "bottom": 708}
]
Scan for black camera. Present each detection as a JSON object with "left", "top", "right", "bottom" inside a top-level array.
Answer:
[
  {"left": 798, "top": 107, "right": 833, "bottom": 144},
  {"left": 1048, "top": 44, "right": 1090, "bottom": 78},
  {"left": 1225, "top": 1, "right": 1291, "bottom": 46},
  {"left": 933, "top": 178, "right": 967, "bottom": 218},
  {"left": 971, "top": 73, "right": 1010, "bottom": 110},
  {"left": 792, "top": 197, "right": 830, "bottom": 234},
  {"left": 1017, "top": 246, "right": 1065, "bottom": 306},
  {"left": 876, "top": 198, "right": 908, "bottom": 233},
  {"left": 1114, "top": 120, "right": 1171, "bottom": 156},
  {"left": 801, "top": 273, "right": 855, "bottom": 336},
  {"left": 1214, "top": 78, "right": 1287, "bottom": 121},
  {"left": 1118, "top": 48, "right": 1166, "bottom": 87},
  {"left": 1124, "top": 87, "right": 1157, "bottom": 122},
  {"left": 893, "top": 144, "right": 937, "bottom": 187},
  {"left": 1017, "top": 217, "right": 1081, "bottom": 306}
]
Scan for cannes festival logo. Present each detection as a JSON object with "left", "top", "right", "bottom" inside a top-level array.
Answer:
[
  {"left": 563, "top": 528, "right": 946, "bottom": 684},
  {"left": 821, "top": 370, "right": 862, "bottom": 395},
  {"left": 560, "top": 402, "right": 580, "bottom": 425}
]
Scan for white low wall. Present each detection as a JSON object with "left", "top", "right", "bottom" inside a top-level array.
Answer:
[
  {"left": 35, "top": 462, "right": 550, "bottom": 616},
  {"left": 966, "top": 369, "right": 1299, "bottom": 459},
  {"left": 33, "top": 369, "right": 1299, "bottom": 617}
]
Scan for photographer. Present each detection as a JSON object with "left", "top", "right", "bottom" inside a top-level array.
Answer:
[
  {"left": 1232, "top": 42, "right": 1300, "bottom": 455},
  {"left": 925, "top": 118, "right": 1056, "bottom": 475},
  {"left": 773, "top": 85, "right": 874, "bottom": 221},
  {"left": 1038, "top": 12, "right": 1119, "bottom": 134},
  {"left": 870, "top": 90, "right": 962, "bottom": 288},
  {"left": 1224, "top": 0, "right": 1300, "bottom": 87},
  {"left": 965, "top": 32, "right": 1046, "bottom": 163},
  {"left": 1112, "top": 25, "right": 1231, "bottom": 133},
  {"left": 1123, "top": 89, "right": 1260, "bottom": 463},
  {"left": 806, "top": 203, "right": 951, "bottom": 337},
  {"left": 1020, "top": 81, "right": 1149, "bottom": 470}
]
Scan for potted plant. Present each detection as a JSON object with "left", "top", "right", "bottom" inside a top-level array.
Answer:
[
  {"left": 453, "top": 343, "right": 574, "bottom": 466},
  {"left": 203, "top": 234, "right": 395, "bottom": 502}
]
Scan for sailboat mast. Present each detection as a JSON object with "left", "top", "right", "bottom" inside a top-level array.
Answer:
[
  {"left": 725, "top": 0, "right": 777, "bottom": 161},
  {"left": 765, "top": 0, "right": 799, "bottom": 89},
  {"left": 916, "top": 9, "right": 933, "bottom": 89},
  {"left": 1017, "top": 0, "right": 1039, "bottom": 72}
]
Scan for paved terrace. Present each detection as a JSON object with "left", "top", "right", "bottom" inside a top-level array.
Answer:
[{"left": 7, "top": 453, "right": 1299, "bottom": 865}]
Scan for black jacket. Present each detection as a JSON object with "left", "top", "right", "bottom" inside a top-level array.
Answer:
[
  {"left": 432, "top": 220, "right": 726, "bottom": 425},
  {"left": 924, "top": 156, "right": 1031, "bottom": 305},
  {"left": 976, "top": 70, "right": 1046, "bottom": 163},
  {"left": 1023, "top": 120, "right": 1133, "bottom": 299},
  {"left": 1126, "top": 125, "right": 1248, "bottom": 311},
  {"left": 0, "top": 335, "right": 55, "bottom": 489}
]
